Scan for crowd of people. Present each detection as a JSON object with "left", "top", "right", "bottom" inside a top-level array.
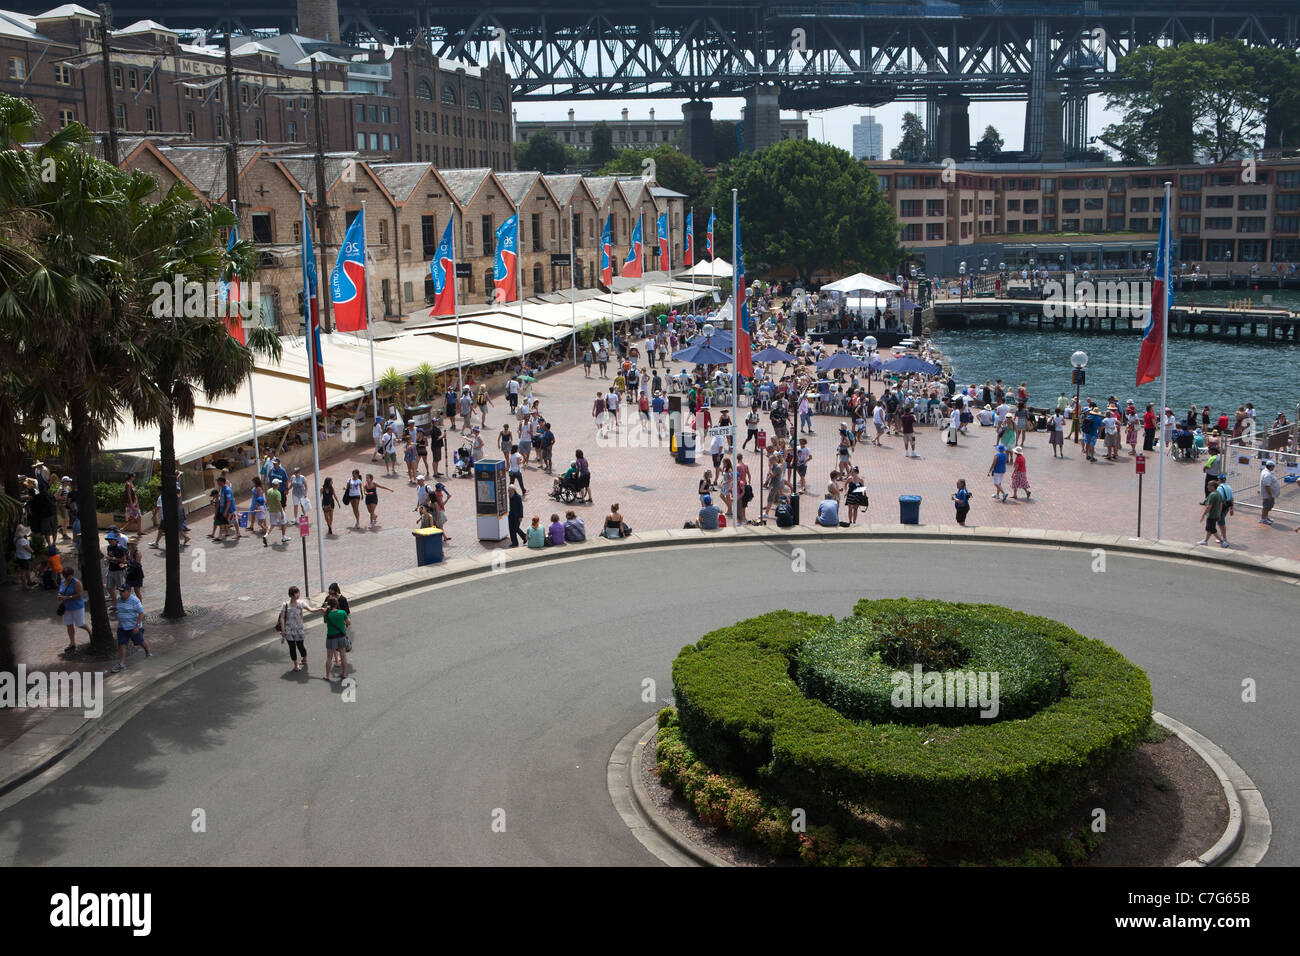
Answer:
[{"left": 10, "top": 281, "right": 1300, "bottom": 670}]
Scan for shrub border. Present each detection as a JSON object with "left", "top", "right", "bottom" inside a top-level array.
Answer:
[{"left": 671, "top": 599, "right": 1154, "bottom": 842}]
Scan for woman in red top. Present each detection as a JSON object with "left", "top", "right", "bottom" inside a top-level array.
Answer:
[
  {"left": 1017, "top": 382, "right": 1028, "bottom": 403},
  {"left": 1142, "top": 403, "right": 1157, "bottom": 451},
  {"left": 1010, "top": 446, "right": 1031, "bottom": 500}
]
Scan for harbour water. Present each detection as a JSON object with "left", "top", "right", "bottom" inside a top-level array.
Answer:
[{"left": 929, "top": 307, "right": 1300, "bottom": 422}]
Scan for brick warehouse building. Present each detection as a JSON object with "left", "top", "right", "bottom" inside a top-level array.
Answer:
[
  {"left": 868, "top": 157, "right": 1300, "bottom": 275},
  {"left": 115, "top": 140, "right": 685, "bottom": 332},
  {"left": 0, "top": 4, "right": 514, "bottom": 169}
]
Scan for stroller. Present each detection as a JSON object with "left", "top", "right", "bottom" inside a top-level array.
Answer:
[{"left": 453, "top": 441, "right": 475, "bottom": 478}]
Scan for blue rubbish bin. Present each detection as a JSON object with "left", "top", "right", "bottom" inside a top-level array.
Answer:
[
  {"left": 677, "top": 430, "right": 697, "bottom": 464},
  {"left": 898, "top": 495, "right": 922, "bottom": 525},
  {"left": 412, "top": 526, "right": 445, "bottom": 565}
]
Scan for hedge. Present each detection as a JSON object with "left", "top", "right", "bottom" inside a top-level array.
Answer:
[
  {"left": 671, "top": 600, "right": 1152, "bottom": 843},
  {"left": 94, "top": 476, "right": 161, "bottom": 515},
  {"left": 795, "top": 604, "right": 1063, "bottom": 726}
]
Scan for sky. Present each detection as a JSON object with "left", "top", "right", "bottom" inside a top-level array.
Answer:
[{"left": 516, "top": 95, "right": 1123, "bottom": 159}]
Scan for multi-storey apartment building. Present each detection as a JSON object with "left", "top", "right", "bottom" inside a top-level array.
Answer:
[
  {"left": 0, "top": 4, "right": 513, "bottom": 169},
  {"left": 869, "top": 158, "right": 1300, "bottom": 273},
  {"left": 514, "top": 107, "right": 809, "bottom": 152}
]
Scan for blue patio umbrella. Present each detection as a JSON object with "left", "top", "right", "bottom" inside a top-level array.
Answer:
[
  {"left": 881, "top": 355, "right": 941, "bottom": 374},
  {"left": 673, "top": 341, "right": 735, "bottom": 365},
  {"left": 752, "top": 346, "right": 796, "bottom": 363},
  {"left": 816, "top": 351, "right": 869, "bottom": 371},
  {"left": 690, "top": 329, "right": 733, "bottom": 348}
]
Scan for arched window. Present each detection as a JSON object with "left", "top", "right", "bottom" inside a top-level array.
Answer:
[
  {"left": 415, "top": 78, "right": 433, "bottom": 100},
  {"left": 468, "top": 90, "right": 482, "bottom": 110},
  {"left": 441, "top": 84, "right": 457, "bottom": 106},
  {"left": 491, "top": 95, "right": 505, "bottom": 114}
]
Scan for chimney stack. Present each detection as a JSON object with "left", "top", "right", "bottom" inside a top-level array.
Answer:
[
  {"left": 621, "top": 108, "right": 628, "bottom": 122},
  {"left": 568, "top": 108, "right": 575, "bottom": 122},
  {"left": 297, "top": 0, "right": 340, "bottom": 42}
]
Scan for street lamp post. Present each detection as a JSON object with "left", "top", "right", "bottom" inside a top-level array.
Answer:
[
  {"left": 864, "top": 334, "right": 877, "bottom": 403},
  {"left": 1071, "top": 349, "right": 1088, "bottom": 443}
]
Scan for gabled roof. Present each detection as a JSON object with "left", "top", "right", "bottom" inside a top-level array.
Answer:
[
  {"left": 33, "top": 4, "right": 97, "bottom": 20},
  {"left": 158, "top": 144, "right": 262, "bottom": 202},
  {"left": 117, "top": 18, "right": 175, "bottom": 36},
  {"left": 276, "top": 153, "right": 359, "bottom": 201},
  {"left": 368, "top": 162, "right": 436, "bottom": 204},
  {"left": 0, "top": 10, "right": 41, "bottom": 40},
  {"left": 439, "top": 167, "right": 493, "bottom": 206},
  {"left": 120, "top": 139, "right": 205, "bottom": 201},
  {"left": 494, "top": 170, "right": 540, "bottom": 206},
  {"left": 649, "top": 185, "right": 686, "bottom": 200},
  {"left": 617, "top": 177, "right": 647, "bottom": 207},
  {"left": 542, "top": 173, "right": 583, "bottom": 206},
  {"left": 582, "top": 176, "right": 620, "bottom": 206}
]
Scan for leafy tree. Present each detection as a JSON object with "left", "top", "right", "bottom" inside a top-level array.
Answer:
[
  {"left": 589, "top": 122, "right": 616, "bottom": 166},
  {"left": 1251, "top": 47, "right": 1300, "bottom": 149},
  {"left": 0, "top": 97, "right": 141, "bottom": 653},
  {"left": 516, "top": 129, "right": 570, "bottom": 173},
  {"left": 974, "top": 125, "right": 1004, "bottom": 162},
  {"left": 121, "top": 188, "right": 281, "bottom": 619},
  {"left": 890, "top": 112, "right": 928, "bottom": 162},
  {"left": 1104, "top": 40, "right": 1281, "bottom": 164},
  {"left": 598, "top": 147, "right": 711, "bottom": 212},
  {"left": 712, "top": 139, "right": 901, "bottom": 284}
]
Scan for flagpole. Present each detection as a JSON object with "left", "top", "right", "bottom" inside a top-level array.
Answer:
[
  {"left": 689, "top": 209, "right": 695, "bottom": 319},
  {"left": 640, "top": 212, "right": 647, "bottom": 330},
  {"left": 1156, "top": 181, "right": 1171, "bottom": 541},
  {"left": 452, "top": 202, "right": 463, "bottom": 394},
  {"left": 568, "top": 200, "right": 577, "bottom": 365},
  {"left": 608, "top": 214, "right": 614, "bottom": 344},
  {"left": 731, "top": 190, "right": 740, "bottom": 519},
  {"left": 360, "top": 201, "right": 378, "bottom": 423},
  {"left": 666, "top": 209, "right": 673, "bottom": 315},
  {"left": 233, "top": 198, "right": 260, "bottom": 466},
  {"left": 300, "top": 189, "right": 326, "bottom": 593},
  {"left": 516, "top": 201, "right": 525, "bottom": 371}
]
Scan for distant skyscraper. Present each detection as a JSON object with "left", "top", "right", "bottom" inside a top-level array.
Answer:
[{"left": 853, "top": 115, "right": 884, "bottom": 161}]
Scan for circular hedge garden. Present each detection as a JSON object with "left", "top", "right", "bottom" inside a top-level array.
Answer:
[{"left": 670, "top": 598, "right": 1153, "bottom": 842}]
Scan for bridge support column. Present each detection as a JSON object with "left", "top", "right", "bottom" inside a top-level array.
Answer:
[
  {"left": 681, "top": 100, "right": 715, "bottom": 166},
  {"left": 1064, "top": 94, "right": 1087, "bottom": 158},
  {"left": 935, "top": 96, "right": 969, "bottom": 162},
  {"left": 297, "top": 0, "right": 340, "bottom": 41},
  {"left": 1040, "top": 84, "right": 1065, "bottom": 163},
  {"left": 742, "top": 84, "right": 781, "bottom": 153}
]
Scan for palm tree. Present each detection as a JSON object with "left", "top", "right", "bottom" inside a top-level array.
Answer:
[
  {"left": 0, "top": 96, "right": 137, "bottom": 654},
  {"left": 117, "top": 182, "right": 281, "bottom": 619},
  {"left": 412, "top": 361, "right": 437, "bottom": 403},
  {"left": 378, "top": 367, "right": 407, "bottom": 411}
]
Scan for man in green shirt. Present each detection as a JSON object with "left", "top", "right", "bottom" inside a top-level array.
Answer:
[
  {"left": 1198, "top": 480, "right": 1227, "bottom": 548},
  {"left": 266, "top": 480, "right": 287, "bottom": 544}
]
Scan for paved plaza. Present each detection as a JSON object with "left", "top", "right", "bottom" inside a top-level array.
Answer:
[{"left": 4, "top": 351, "right": 1298, "bottom": 746}]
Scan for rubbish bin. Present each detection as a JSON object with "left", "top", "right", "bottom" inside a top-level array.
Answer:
[
  {"left": 899, "top": 494, "right": 922, "bottom": 525},
  {"left": 412, "top": 526, "right": 445, "bottom": 566},
  {"left": 677, "top": 430, "right": 697, "bottom": 464},
  {"left": 790, "top": 491, "right": 801, "bottom": 525}
]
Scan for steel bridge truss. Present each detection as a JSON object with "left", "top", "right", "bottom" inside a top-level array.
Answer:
[{"left": 405, "top": 7, "right": 1299, "bottom": 106}]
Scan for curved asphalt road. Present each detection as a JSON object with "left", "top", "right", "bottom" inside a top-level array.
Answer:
[{"left": 0, "top": 541, "right": 1293, "bottom": 866}]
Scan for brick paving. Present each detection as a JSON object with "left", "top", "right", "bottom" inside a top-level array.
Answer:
[{"left": 5, "top": 348, "right": 1298, "bottom": 744}]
